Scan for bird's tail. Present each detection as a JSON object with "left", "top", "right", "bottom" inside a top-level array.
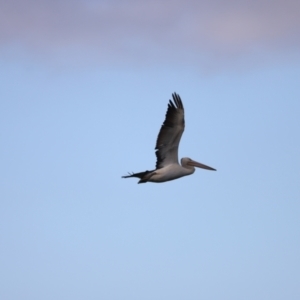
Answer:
[{"left": 122, "top": 170, "right": 155, "bottom": 184}]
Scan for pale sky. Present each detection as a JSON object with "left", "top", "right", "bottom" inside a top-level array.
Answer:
[{"left": 1, "top": 1, "right": 300, "bottom": 300}]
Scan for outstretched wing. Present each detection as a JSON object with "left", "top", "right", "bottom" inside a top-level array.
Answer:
[{"left": 155, "top": 93, "right": 185, "bottom": 169}]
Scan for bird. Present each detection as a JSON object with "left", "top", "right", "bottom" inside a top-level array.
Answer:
[{"left": 122, "top": 92, "right": 216, "bottom": 183}]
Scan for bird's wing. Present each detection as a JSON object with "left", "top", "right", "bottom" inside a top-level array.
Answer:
[{"left": 155, "top": 93, "right": 185, "bottom": 169}]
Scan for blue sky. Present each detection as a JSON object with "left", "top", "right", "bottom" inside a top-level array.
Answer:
[{"left": 1, "top": 1, "right": 300, "bottom": 299}]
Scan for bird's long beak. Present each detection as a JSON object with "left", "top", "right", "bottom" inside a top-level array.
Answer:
[{"left": 188, "top": 159, "right": 216, "bottom": 171}]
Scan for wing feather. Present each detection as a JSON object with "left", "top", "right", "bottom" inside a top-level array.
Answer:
[{"left": 155, "top": 93, "right": 185, "bottom": 169}]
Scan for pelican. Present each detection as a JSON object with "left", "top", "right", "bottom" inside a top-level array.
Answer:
[{"left": 122, "top": 93, "right": 216, "bottom": 183}]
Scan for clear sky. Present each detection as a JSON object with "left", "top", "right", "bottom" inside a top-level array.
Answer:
[{"left": 1, "top": 1, "right": 300, "bottom": 299}]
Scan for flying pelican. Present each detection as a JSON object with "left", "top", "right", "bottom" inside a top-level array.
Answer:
[{"left": 122, "top": 93, "right": 216, "bottom": 183}]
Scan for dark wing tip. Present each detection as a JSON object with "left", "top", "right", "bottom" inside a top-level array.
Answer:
[
  {"left": 160, "top": 92, "right": 184, "bottom": 130},
  {"left": 171, "top": 92, "right": 184, "bottom": 110},
  {"left": 122, "top": 172, "right": 134, "bottom": 178}
]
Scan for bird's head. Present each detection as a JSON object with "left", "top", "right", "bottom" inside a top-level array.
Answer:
[{"left": 181, "top": 157, "right": 216, "bottom": 171}]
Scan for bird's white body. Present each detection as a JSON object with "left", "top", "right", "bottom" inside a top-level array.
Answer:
[
  {"left": 146, "top": 161, "right": 195, "bottom": 183},
  {"left": 122, "top": 93, "right": 216, "bottom": 183}
]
